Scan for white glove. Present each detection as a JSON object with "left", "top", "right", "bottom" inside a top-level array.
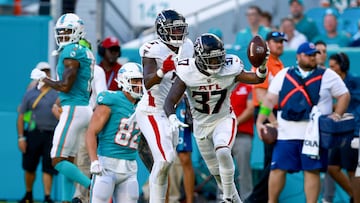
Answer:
[
  {"left": 90, "top": 160, "right": 103, "bottom": 175},
  {"left": 37, "top": 81, "right": 45, "bottom": 90},
  {"left": 168, "top": 114, "right": 189, "bottom": 132},
  {"left": 351, "top": 137, "right": 359, "bottom": 149},
  {"left": 30, "top": 68, "right": 47, "bottom": 81}
]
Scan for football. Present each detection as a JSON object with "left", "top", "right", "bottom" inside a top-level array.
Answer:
[
  {"left": 259, "top": 123, "right": 278, "bottom": 145},
  {"left": 247, "top": 35, "right": 268, "bottom": 67}
]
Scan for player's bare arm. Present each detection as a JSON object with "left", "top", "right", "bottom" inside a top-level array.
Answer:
[
  {"left": 43, "top": 59, "right": 79, "bottom": 92},
  {"left": 256, "top": 92, "right": 278, "bottom": 134},
  {"left": 86, "top": 104, "right": 111, "bottom": 162},
  {"left": 142, "top": 57, "right": 162, "bottom": 89},
  {"left": 164, "top": 77, "right": 187, "bottom": 117}
]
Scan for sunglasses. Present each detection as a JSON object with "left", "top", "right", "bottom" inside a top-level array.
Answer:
[
  {"left": 108, "top": 46, "right": 120, "bottom": 53},
  {"left": 271, "top": 32, "right": 285, "bottom": 38}
]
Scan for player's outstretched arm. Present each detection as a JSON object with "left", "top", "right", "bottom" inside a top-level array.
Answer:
[
  {"left": 235, "top": 70, "right": 266, "bottom": 84},
  {"left": 164, "top": 77, "right": 187, "bottom": 117}
]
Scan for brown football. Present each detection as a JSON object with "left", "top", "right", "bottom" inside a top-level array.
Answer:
[
  {"left": 247, "top": 35, "right": 268, "bottom": 67},
  {"left": 260, "top": 123, "right": 278, "bottom": 145}
]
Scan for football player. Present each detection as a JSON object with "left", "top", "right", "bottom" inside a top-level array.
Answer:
[
  {"left": 164, "top": 33, "right": 268, "bottom": 203},
  {"left": 86, "top": 62, "right": 143, "bottom": 203},
  {"left": 135, "top": 9, "right": 194, "bottom": 203},
  {"left": 30, "top": 13, "right": 94, "bottom": 202}
]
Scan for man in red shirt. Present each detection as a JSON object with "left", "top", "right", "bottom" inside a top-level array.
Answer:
[
  {"left": 98, "top": 36, "right": 122, "bottom": 90},
  {"left": 230, "top": 83, "right": 254, "bottom": 199}
]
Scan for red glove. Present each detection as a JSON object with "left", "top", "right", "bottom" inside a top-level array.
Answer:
[{"left": 162, "top": 55, "right": 175, "bottom": 73}]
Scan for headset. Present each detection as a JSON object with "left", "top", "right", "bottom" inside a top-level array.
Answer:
[
  {"left": 97, "top": 40, "right": 121, "bottom": 58},
  {"left": 336, "top": 52, "right": 349, "bottom": 72}
]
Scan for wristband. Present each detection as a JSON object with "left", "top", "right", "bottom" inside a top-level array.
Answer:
[
  {"left": 259, "top": 105, "right": 271, "bottom": 117},
  {"left": 156, "top": 69, "right": 164, "bottom": 78},
  {"left": 256, "top": 67, "right": 268, "bottom": 79},
  {"left": 18, "top": 137, "right": 26, "bottom": 141}
]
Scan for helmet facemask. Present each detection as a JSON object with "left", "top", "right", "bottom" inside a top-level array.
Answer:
[
  {"left": 194, "top": 34, "right": 226, "bottom": 74},
  {"left": 156, "top": 10, "right": 188, "bottom": 47},
  {"left": 54, "top": 13, "right": 85, "bottom": 48}
]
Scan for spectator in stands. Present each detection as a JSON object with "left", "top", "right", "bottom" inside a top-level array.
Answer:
[
  {"left": 315, "top": 40, "right": 328, "bottom": 69},
  {"left": 350, "top": 19, "right": 360, "bottom": 47},
  {"left": 289, "top": 0, "right": 319, "bottom": 42},
  {"left": 234, "top": 5, "right": 271, "bottom": 50},
  {"left": 312, "top": 13, "right": 351, "bottom": 48},
  {"left": 327, "top": 52, "right": 360, "bottom": 203},
  {"left": 260, "top": 11, "right": 277, "bottom": 31},
  {"left": 320, "top": 0, "right": 356, "bottom": 13},
  {"left": 17, "top": 62, "right": 58, "bottom": 203},
  {"left": 98, "top": 36, "right": 122, "bottom": 91},
  {"left": 350, "top": 0, "right": 360, "bottom": 6},
  {"left": 280, "top": 17, "right": 307, "bottom": 49},
  {"left": 230, "top": 83, "right": 254, "bottom": 199},
  {"left": 245, "top": 31, "right": 286, "bottom": 203}
]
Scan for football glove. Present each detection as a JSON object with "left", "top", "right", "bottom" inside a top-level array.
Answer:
[
  {"left": 30, "top": 68, "right": 47, "bottom": 81},
  {"left": 168, "top": 114, "right": 189, "bottom": 132},
  {"left": 37, "top": 81, "right": 45, "bottom": 90},
  {"left": 351, "top": 137, "right": 359, "bottom": 149},
  {"left": 162, "top": 55, "right": 176, "bottom": 73},
  {"left": 90, "top": 160, "right": 103, "bottom": 175}
]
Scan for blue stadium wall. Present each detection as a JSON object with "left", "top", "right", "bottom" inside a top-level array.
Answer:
[{"left": 1, "top": 16, "right": 358, "bottom": 202}]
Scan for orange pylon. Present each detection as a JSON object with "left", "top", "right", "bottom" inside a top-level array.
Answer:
[{"left": 14, "top": 0, "right": 22, "bottom": 15}]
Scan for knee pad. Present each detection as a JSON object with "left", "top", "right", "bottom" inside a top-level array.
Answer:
[
  {"left": 216, "top": 147, "right": 235, "bottom": 180},
  {"left": 216, "top": 147, "right": 234, "bottom": 171},
  {"left": 150, "top": 161, "right": 172, "bottom": 185}
]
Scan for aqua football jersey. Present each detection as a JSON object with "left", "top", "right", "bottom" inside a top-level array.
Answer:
[
  {"left": 96, "top": 90, "right": 141, "bottom": 160},
  {"left": 57, "top": 43, "right": 94, "bottom": 106}
]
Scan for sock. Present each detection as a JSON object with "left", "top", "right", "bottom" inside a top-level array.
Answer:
[
  {"left": 25, "top": 191, "right": 33, "bottom": 199},
  {"left": 44, "top": 195, "right": 51, "bottom": 201},
  {"left": 55, "top": 160, "right": 91, "bottom": 187},
  {"left": 62, "top": 176, "right": 74, "bottom": 202},
  {"left": 216, "top": 147, "right": 235, "bottom": 200}
]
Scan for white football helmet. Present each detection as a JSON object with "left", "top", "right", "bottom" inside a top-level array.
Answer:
[
  {"left": 116, "top": 63, "right": 143, "bottom": 99},
  {"left": 54, "top": 13, "right": 85, "bottom": 48}
]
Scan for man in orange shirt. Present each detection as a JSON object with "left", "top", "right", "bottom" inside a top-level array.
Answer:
[{"left": 246, "top": 31, "right": 286, "bottom": 203}]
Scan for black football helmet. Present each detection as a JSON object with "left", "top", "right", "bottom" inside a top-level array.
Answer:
[
  {"left": 155, "top": 9, "right": 188, "bottom": 47},
  {"left": 194, "top": 33, "right": 226, "bottom": 74}
]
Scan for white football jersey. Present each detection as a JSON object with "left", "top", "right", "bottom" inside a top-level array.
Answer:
[
  {"left": 137, "top": 38, "right": 194, "bottom": 112},
  {"left": 176, "top": 54, "right": 244, "bottom": 126}
]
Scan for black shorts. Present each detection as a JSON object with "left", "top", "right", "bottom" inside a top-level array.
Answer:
[
  {"left": 22, "top": 129, "right": 58, "bottom": 175},
  {"left": 328, "top": 136, "right": 358, "bottom": 171}
]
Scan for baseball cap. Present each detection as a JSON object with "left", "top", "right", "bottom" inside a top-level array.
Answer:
[
  {"left": 35, "top": 62, "right": 50, "bottom": 70},
  {"left": 266, "top": 31, "right": 288, "bottom": 42},
  {"left": 297, "top": 42, "right": 320, "bottom": 55},
  {"left": 289, "top": 0, "right": 303, "bottom": 5},
  {"left": 102, "top": 36, "right": 120, "bottom": 48}
]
